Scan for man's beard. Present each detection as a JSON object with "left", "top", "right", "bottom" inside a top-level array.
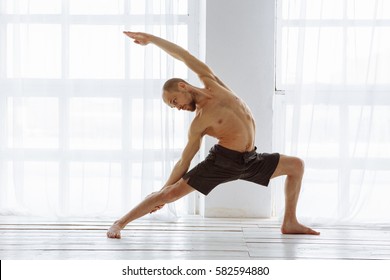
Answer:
[{"left": 188, "top": 100, "right": 196, "bottom": 111}]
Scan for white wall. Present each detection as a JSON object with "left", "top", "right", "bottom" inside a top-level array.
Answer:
[{"left": 199, "top": 0, "right": 276, "bottom": 217}]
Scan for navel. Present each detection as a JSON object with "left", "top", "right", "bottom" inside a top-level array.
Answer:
[{"left": 218, "top": 119, "right": 223, "bottom": 124}]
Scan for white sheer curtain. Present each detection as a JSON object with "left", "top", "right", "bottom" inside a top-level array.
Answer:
[
  {"left": 274, "top": 0, "right": 390, "bottom": 224},
  {"left": 0, "top": 0, "right": 200, "bottom": 218}
]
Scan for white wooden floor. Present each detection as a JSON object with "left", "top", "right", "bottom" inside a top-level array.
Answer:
[{"left": 1, "top": 216, "right": 389, "bottom": 260}]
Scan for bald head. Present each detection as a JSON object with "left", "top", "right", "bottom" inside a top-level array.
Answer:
[
  {"left": 163, "top": 78, "right": 189, "bottom": 93},
  {"left": 161, "top": 78, "right": 196, "bottom": 111}
]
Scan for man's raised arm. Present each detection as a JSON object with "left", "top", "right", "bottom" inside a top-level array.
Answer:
[{"left": 123, "top": 31, "right": 215, "bottom": 84}]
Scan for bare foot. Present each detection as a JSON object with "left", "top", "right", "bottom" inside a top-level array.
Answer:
[
  {"left": 281, "top": 221, "right": 320, "bottom": 235},
  {"left": 107, "top": 221, "right": 123, "bottom": 239}
]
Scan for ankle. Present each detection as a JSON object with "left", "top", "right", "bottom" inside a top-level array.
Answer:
[
  {"left": 282, "top": 215, "right": 298, "bottom": 225},
  {"left": 113, "top": 220, "right": 125, "bottom": 229}
]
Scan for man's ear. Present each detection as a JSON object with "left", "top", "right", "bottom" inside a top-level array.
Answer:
[{"left": 178, "top": 82, "right": 186, "bottom": 89}]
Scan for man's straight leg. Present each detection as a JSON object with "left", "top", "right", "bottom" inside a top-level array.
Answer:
[{"left": 107, "top": 178, "right": 195, "bottom": 238}]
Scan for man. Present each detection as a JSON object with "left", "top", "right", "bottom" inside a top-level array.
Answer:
[{"left": 107, "top": 31, "right": 320, "bottom": 239}]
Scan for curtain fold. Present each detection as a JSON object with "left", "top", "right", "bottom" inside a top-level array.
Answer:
[
  {"left": 0, "top": 0, "right": 198, "bottom": 218},
  {"left": 275, "top": 0, "right": 390, "bottom": 224}
]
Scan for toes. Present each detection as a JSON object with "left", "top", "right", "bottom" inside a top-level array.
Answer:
[
  {"left": 303, "top": 226, "right": 320, "bottom": 235},
  {"left": 308, "top": 228, "right": 320, "bottom": 235},
  {"left": 107, "top": 230, "right": 121, "bottom": 239},
  {"left": 281, "top": 222, "right": 320, "bottom": 235}
]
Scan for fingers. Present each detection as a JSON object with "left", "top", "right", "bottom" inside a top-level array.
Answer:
[
  {"left": 123, "top": 31, "right": 137, "bottom": 40},
  {"left": 123, "top": 31, "right": 140, "bottom": 40},
  {"left": 123, "top": 31, "right": 135, "bottom": 36},
  {"left": 123, "top": 31, "right": 149, "bottom": 45},
  {"left": 150, "top": 207, "right": 160, "bottom": 213},
  {"left": 156, "top": 204, "right": 165, "bottom": 210},
  {"left": 149, "top": 204, "right": 165, "bottom": 214}
]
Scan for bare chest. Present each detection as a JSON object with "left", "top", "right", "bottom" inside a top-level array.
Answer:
[{"left": 200, "top": 100, "right": 254, "bottom": 138}]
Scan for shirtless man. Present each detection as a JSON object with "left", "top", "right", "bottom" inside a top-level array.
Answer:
[{"left": 107, "top": 31, "right": 320, "bottom": 239}]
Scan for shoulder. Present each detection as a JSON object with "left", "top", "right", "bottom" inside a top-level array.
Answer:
[{"left": 199, "top": 74, "right": 233, "bottom": 92}]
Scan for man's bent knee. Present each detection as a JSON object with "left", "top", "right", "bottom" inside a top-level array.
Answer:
[
  {"left": 291, "top": 157, "right": 305, "bottom": 177},
  {"left": 271, "top": 155, "right": 305, "bottom": 179}
]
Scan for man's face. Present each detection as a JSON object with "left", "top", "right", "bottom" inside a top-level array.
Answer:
[{"left": 163, "top": 90, "right": 196, "bottom": 112}]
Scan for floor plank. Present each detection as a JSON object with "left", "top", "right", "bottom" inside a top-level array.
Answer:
[{"left": 1, "top": 216, "right": 389, "bottom": 260}]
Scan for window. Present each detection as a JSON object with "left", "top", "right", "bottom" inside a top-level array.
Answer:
[
  {"left": 0, "top": 0, "right": 200, "bottom": 217},
  {"left": 275, "top": 0, "right": 390, "bottom": 222}
]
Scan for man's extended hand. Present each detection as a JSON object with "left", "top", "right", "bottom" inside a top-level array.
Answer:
[
  {"left": 145, "top": 192, "right": 166, "bottom": 214},
  {"left": 150, "top": 204, "right": 165, "bottom": 214},
  {"left": 123, "top": 31, "right": 152, "bottom": 46}
]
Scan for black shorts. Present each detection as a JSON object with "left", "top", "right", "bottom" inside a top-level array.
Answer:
[{"left": 183, "top": 144, "right": 280, "bottom": 195}]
